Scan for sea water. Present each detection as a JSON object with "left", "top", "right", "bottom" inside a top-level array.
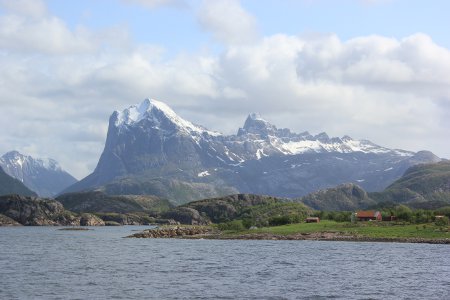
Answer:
[{"left": 0, "top": 226, "right": 449, "bottom": 299}]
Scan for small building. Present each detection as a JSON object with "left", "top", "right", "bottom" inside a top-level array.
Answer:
[
  {"left": 356, "top": 211, "right": 382, "bottom": 221},
  {"left": 306, "top": 217, "right": 320, "bottom": 223},
  {"left": 382, "top": 215, "right": 397, "bottom": 222}
]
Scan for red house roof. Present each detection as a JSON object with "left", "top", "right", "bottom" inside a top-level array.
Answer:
[{"left": 356, "top": 211, "right": 379, "bottom": 218}]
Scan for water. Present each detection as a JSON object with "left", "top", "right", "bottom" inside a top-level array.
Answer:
[{"left": 0, "top": 227, "right": 449, "bottom": 300}]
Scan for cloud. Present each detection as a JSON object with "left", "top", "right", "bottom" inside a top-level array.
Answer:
[
  {"left": 0, "top": 0, "right": 47, "bottom": 18},
  {"left": 122, "top": 0, "right": 187, "bottom": 9},
  {"left": 197, "top": 0, "right": 259, "bottom": 45}
]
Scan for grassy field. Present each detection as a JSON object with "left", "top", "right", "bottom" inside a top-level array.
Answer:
[{"left": 235, "top": 220, "right": 450, "bottom": 239}]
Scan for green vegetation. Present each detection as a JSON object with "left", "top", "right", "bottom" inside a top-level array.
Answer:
[
  {"left": 236, "top": 220, "right": 449, "bottom": 239},
  {"left": 239, "top": 202, "right": 310, "bottom": 228},
  {"left": 185, "top": 195, "right": 310, "bottom": 228}
]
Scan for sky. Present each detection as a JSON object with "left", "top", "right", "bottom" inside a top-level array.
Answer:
[{"left": 0, "top": 0, "right": 449, "bottom": 179}]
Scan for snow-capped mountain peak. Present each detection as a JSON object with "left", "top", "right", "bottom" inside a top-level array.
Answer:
[
  {"left": 114, "top": 98, "right": 222, "bottom": 137},
  {"left": 239, "top": 112, "right": 278, "bottom": 137},
  {"left": 0, "top": 151, "right": 77, "bottom": 197},
  {"left": 1, "top": 151, "right": 61, "bottom": 172}
]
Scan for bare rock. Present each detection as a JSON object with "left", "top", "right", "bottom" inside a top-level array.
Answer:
[{"left": 80, "top": 213, "right": 105, "bottom": 226}]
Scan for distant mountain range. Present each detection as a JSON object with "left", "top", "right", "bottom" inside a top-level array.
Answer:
[
  {"left": 0, "top": 151, "right": 77, "bottom": 197},
  {"left": 61, "top": 98, "right": 442, "bottom": 204}
]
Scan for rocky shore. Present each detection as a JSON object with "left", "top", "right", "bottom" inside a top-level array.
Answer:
[
  {"left": 0, "top": 194, "right": 107, "bottom": 226},
  {"left": 126, "top": 226, "right": 213, "bottom": 238},
  {"left": 208, "top": 232, "right": 450, "bottom": 244},
  {"left": 126, "top": 227, "right": 450, "bottom": 244}
]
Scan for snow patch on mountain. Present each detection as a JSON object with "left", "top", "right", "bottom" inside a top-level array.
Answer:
[
  {"left": 0, "top": 151, "right": 62, "bottom": 174},
  {"left": 197, "top": 170, "right": 210, "bottom": 177}
]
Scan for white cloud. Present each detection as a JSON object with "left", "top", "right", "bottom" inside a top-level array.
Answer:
[
  {"left": 197, "top": 0, "right": 259, "bottom": 45},
  {"left": 0, "top": 0, "right": 47, "bottom": 18},
  {"left": 122, "top": 0, "right": 187, "bottom": 9}
]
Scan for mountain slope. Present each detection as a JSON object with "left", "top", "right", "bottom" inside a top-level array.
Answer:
[
  {"left": 0, "top": 151, "right": 77, "bottom": 197},
  {"left": 298, "top": 183, "right": 376, "bottom": 211},
  {"left": 62, "top": 98, "right": 441, "bottom": 203},
  {"left": 56, "top": 191, "right": 173, "bottom": 214},
  {"left": 0, "top": 166, "right": 37, "bottom": 197},
  {"left": 370, "top": 161, "right": 450, "bottom": 209}
]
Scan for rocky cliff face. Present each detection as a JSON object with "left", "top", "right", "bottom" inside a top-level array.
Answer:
[
  {"left": 0, "top": 194, "right": 77, "bottom": 225},
  {"left": 62, "top": 98, "right": 442, "bottom": 203},
  {"left": 0, "top": 151, "right": 77, "bottom": 197}
]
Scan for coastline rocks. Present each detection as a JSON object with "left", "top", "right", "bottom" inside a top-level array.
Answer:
[
  {"left": 0, "top": 194, "right": 67, "bottom": 225},
  {"left": 0, "top": 213, "right": 21, "bottom": 226},
  {"left": 127, "top": 226, "right": 212, "bottom": 238},
  {"left": 80, "top": 213, "right": 105, "bottom": 226}
]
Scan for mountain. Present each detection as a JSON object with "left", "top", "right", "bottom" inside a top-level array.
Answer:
[
  {"left": 62, "top": 98, "right": 441, "bottom": 203},
  {"left": 369, "top": 161, "right": 450, "bottom": 209},
  {"left": 0, "top": 151, "right": 77, "bottom": 197},
  {"left": 0, "top": 166, "right": 37, "bottom": 197}
]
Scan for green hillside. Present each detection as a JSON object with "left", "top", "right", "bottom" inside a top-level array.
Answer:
[
  {"left": 370, "top": 161, "right": 450, "bottom": 209},
  {"left": 0, "top": 167, "right": 37, "bottom": 197}
]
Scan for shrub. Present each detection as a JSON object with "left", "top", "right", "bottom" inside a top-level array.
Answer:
[
  {"left": 217, "top": 220, "right": 245, "bottom": 231},
  {"left": 435, "top": 216, "right": 449, "bottom": 227},
  {"left": 268, "top": 216, "right": 291, "bottom": 226}
]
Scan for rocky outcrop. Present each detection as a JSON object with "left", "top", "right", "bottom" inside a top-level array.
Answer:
[
  {"left": 0, "top": 194, "right": 104, "bottom": 226},
  {"left": 80, "top": 213, "right": 105, "bottom": 226},
  {"left": 0, "top": 194, "right": 68, "bottom": 225},
  {"left": 0, "top": 213, "right": 21, "bottom": 226},
  {"left": 161, "top": 207, "right": 210, "bottom": 225},
  {"left": 127, "top": 226, "right": 212, "bottom": 238}
]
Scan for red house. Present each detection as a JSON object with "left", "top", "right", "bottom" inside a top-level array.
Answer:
[{"left": 356, "top": 211, "right": 382, "bottom": 221}]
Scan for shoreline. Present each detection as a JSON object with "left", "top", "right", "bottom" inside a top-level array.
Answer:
[
  {"left": 126, "top": 227, "right": 450, "bottom": 244},
  {"left": 198, "top": 233, "right": 450, "bottom": 244}
]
